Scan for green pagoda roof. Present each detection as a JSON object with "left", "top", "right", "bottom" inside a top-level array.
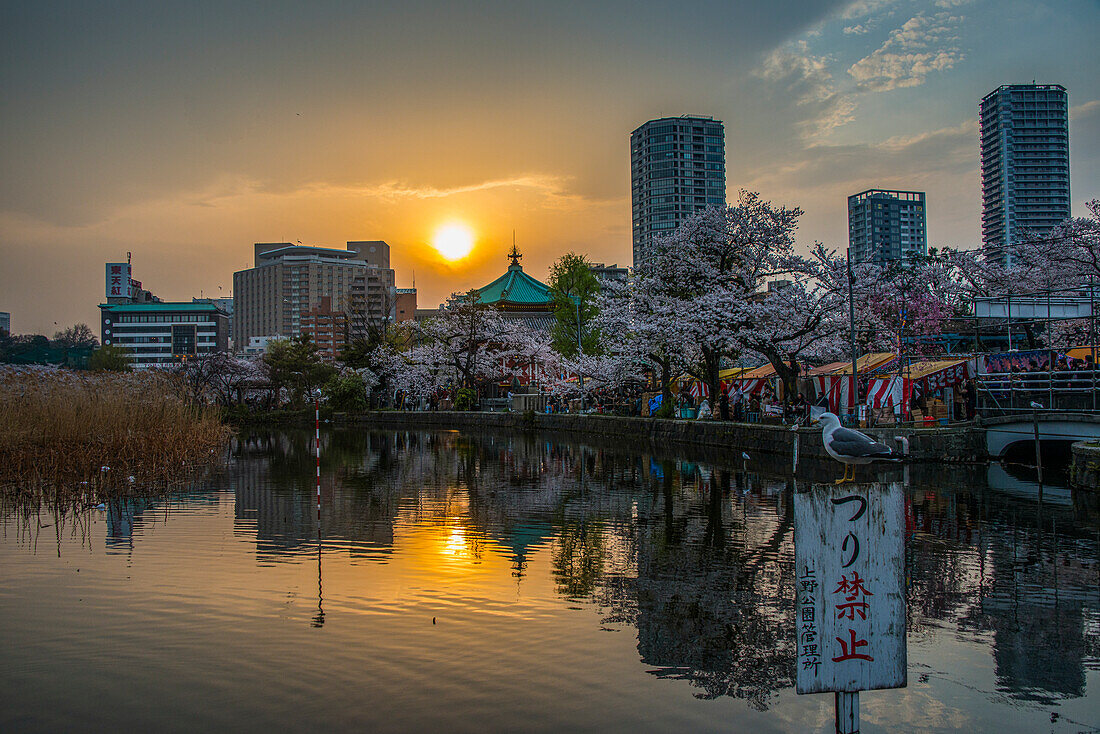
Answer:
[{"left": 475, "top": 249, "right": 552, "bottom": 311}]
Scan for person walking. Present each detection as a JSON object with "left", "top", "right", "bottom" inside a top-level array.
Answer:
[
  {"left": 963, "top": 378, "right": 977, "bottom": 421},
  {"left": 719, "top": 388, "right": 730, "bottom": 421}
]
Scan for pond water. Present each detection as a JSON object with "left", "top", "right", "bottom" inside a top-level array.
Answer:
[{"left": 2, "top": 429, "right": 1098, "bottom": 733}]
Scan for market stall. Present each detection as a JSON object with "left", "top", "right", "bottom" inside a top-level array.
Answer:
[
  {"left": 865, "top": 356, "right": 977, "bottom": 424},
  {"left": 807, "top": 352, "right": 897, "bottom": 415}
]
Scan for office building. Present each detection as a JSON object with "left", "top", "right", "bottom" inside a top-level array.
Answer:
[
  {"left": 847, "top": 189, "right": 927, "bottom": 265},
  {"left": 980, "top": 84, "right": 1070, "bottom": 267},
  {"left": 631, "top": 115, "right": 726, "bottom": 266},
  {"left": 99, "top": 259, "right": 229, "bottom": 368},
  {"left": 233, "top": 241, "right": 396, "bottom": 349},
  {"left": 193, "top": 296, "right": 234, "bottom": 348},
  {"left": 0, "top": 312, "right": 9, "bottom": 336},
  {"left": 100, "top": 303, "right": 230, "bottom": 369},
  {"left": 300, "top": 296, "right": 348, "bottom": 361}
]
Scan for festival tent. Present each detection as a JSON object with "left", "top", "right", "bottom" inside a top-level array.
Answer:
[
  {"left": 726, "top": 363, "right": 778, "bottom": 397},
  {"left": 677, "top": 367, "right": 755, "bottom": 400},
  {"left": 807, "top": 353, "right": 897, "bottom": 414},
  {"left": 1065, "top": 346, "right": 1099, "bottom": 362},
  {"left": 865, "top": 357, "right": 977, "bottom": 411}
]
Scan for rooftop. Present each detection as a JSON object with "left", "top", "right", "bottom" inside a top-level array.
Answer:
[
  {"left": 475, "top": 248, "right": 553, "bottom": 311},
  {"left": 257, "top": 245, "right": 360, "bottom": 262},
  {"left": 99, "top": 302, "right": 225, "bottom": 312}
]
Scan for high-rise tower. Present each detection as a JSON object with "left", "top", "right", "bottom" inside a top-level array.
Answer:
[
  {"left": 847, "top": 189, "right": 927, "bottom": 265},
  {"left": 980, "top": 84, "right": 1070, "bottom": 267},
  {"left": 630, "top": 115, "right": 726, "bottom": 267}
]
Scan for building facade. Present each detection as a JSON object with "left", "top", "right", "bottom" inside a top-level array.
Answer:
[
  {"left": 299, "top": 296, "right": 348, "bottom": 361},
  {"left": 980, "top": 84, "right": 1070, "bottom": 267},
  {"left": 0, "top": 312, "right": 9, "bottom": 336},
  {"left": 193, "top": 296, "right": 234, "bottom": 348},
  {"left": 99, "top": 302, "right": 230, "bottom": 369},
  {"left": 588, "top": 263, "right": 629, "bottom": 283},
  {"left": 232, "top": 241, "right": 395, "bottom": 349},
  {"left": 847, "top": 189, "right": 927, "bottom": 265},
  {"left": 630, "top": 115, "right": 726, "bottom": 267},
  {"left": 395, "top": 288, "right": 417, "bottom": 322}
]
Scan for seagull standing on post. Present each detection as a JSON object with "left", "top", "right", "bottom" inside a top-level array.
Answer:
[{"left": 813, "top": 412, "right": 899, "bottom": 483}]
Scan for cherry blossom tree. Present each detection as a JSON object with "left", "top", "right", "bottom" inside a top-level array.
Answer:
[
  {"left": 412, "top": 290, "right": 526, "bottom": 394},
  {"left": 596, "top": 264, "right": 686, "bottom": 409}
]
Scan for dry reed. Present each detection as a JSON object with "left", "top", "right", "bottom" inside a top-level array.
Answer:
[{"left": 0, "top": 365, "right": 231, "bottom": 502}]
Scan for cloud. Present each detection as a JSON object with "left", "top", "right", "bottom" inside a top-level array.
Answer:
[
  {"left": 844, "top": 23, "right": 871, "bottom": 34},
  {"left": 840, "top": 0, "right": 898, "bottom": 20},
  {"left": 1070, "top": 99, "right": 1100, "bottom": 120},
  {"left": 848, "top": 12, "right": 964, "bottom": 91},
  {"left": 757, "top": 44, "right": 858, "bottom": 139}
]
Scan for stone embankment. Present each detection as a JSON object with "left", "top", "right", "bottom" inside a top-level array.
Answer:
[
  {"left": 1071, "top": 441, "right": 1100, "bottom": 491},
  {"left": 339, "top": 411, "right": 988, "bottom": 464}
]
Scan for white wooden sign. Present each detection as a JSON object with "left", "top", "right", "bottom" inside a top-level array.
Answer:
[
  {"left": 794, "top": 482, "right": 906, "bottom": 693},
  {"left": 105, "top": 262, "right": 132, "bottom": 299}
]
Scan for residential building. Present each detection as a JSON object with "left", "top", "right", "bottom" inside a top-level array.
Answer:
[
  {"left": 631, "top": 115, "right": 726, "bottom": 267},
  {"left": 233, "top": 241, "right": 396, "bottom": 350},
  {"left": 847, "top": 189, "right": 927, "bottom": 264},
  {"left": 99, "top": 302, "right": 229, "bottom": 369},
  {"left": 300, "top": 296, "right": 348, "bottom": 361},
  {"left": 980, "top": 84, "right": 1070, "bottom": 267},
  {"left": 395, "top": 288, "right": 417, "bottom": 322}
]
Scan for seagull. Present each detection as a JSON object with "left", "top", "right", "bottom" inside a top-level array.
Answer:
[{"left": 812, "top": 412, "right": 899, "bottom": 483}]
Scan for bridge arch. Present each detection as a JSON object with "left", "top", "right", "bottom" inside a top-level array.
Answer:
[{"left": 984, "top": 414, "right": 1100, "bottom": 458}]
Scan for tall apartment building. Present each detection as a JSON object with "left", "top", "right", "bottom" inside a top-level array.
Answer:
[
  {"left": 847, "top": 189, "right": 927, "bottom": 265},
  {"left": 980, "top": 84, "right": 1070, "bottom": 267},
  {"left": 631, "top": 115, "right": 725, "bottom": 266},
  {"left": 233, "top": 241, "right": 396, "bottom": 349}
]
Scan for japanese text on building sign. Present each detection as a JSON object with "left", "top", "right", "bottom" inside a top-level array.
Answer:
[
  {"left": 105, "top": 262, "right": 132, "bottom": 299},
  {"left": 794, "top": 482, "right": 906, "bottom": 694}
]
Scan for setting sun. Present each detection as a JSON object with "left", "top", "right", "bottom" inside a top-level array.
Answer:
[{"left": 432, "top": 223, "right": 475, "bottom": 261}]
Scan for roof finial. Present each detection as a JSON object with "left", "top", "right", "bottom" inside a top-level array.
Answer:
[{"left": 508, "top": 239, "right": 522, "bottom": 268}]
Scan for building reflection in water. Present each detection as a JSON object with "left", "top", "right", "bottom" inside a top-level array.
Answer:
[{"left": 224, "top": 428, "right": 1098, "bottom": 710}]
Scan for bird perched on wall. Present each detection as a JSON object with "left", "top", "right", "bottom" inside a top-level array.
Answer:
[{"left": 812, "top": 412, "right": 899, "bottom": 483}]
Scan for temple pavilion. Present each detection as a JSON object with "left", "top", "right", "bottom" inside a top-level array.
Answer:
[{"left": 475, "top": 247, "right": 555, "bottom": 331}]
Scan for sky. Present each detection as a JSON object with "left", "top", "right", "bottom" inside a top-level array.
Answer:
[{"left": 1, "top": 0, "right": 1098, "bottom": 335}]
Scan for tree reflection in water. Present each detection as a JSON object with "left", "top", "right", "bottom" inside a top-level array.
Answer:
[{"left": 224, "top": 428, "right": 1099, "bottom": 711}]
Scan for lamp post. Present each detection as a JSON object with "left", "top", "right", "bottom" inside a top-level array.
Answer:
[
  {"left": 576, "top": 296, "right": 585, "bottom": 397},
  {"left": 846, "top": 250, "right": 859, "bottom": 423}
]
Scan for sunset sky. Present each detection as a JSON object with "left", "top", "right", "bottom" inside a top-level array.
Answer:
[{"left": 2, "top": 0, "right": 1098, "bottom": 334}]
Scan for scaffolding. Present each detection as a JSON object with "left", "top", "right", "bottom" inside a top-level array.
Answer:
[{"left": 970, "top": 282, "right": 1098, "bottom": 416}]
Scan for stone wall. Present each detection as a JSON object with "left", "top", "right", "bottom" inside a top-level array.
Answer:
[
  {"left": 1071, "top": 441, "right": 1100, "bottom": 491},
  {"left": 341, "top": 411, "right": 988, "bottom": 463}
]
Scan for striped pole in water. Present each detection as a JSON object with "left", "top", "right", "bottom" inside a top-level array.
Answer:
[{"left": 315, "top": 394, "right": 321, "bottom": 524}]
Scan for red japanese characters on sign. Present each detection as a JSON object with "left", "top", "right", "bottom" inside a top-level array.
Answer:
[
  {"left": 794, "top": 482, "right": 906, "bottom": 694},
  {"left": 105, "top": 262, "right": 133, "bottom": 299}
]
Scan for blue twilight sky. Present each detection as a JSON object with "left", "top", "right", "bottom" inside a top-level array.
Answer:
[{"left": 1, "top": 0, "right": 1097, "bottom": 333}]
